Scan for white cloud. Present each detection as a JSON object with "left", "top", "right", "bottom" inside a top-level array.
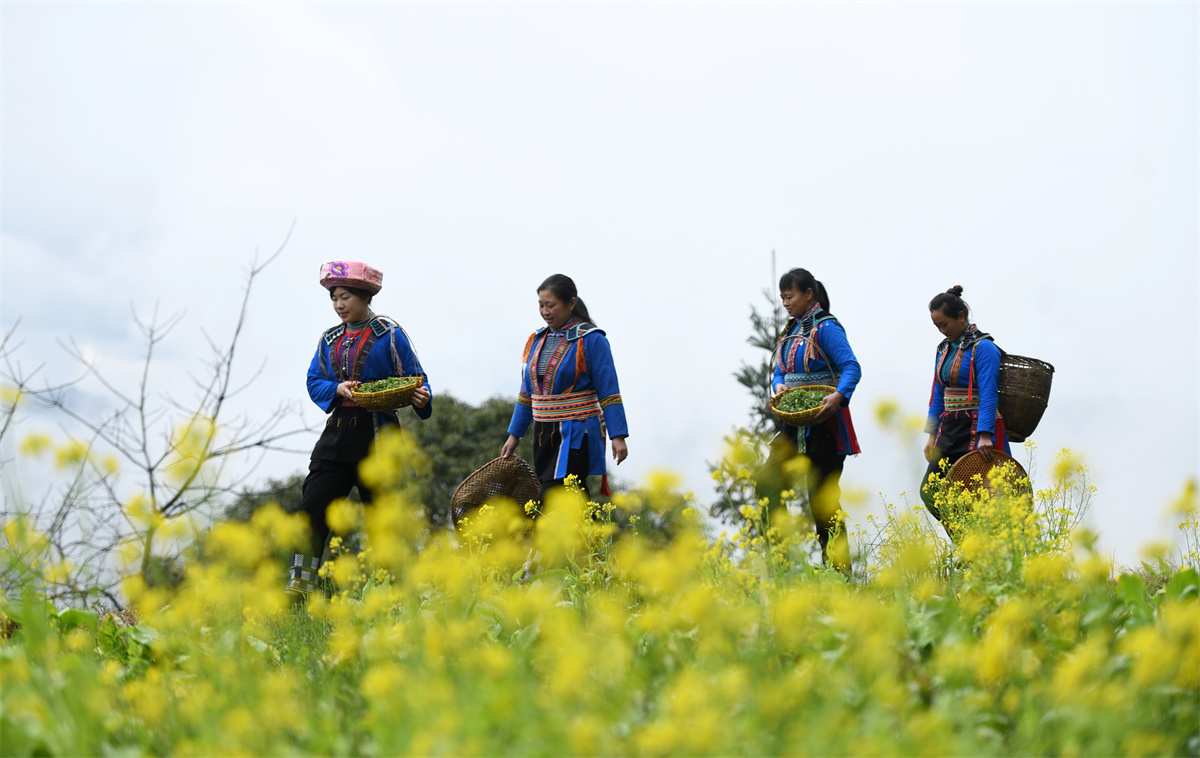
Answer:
[{"left": 2, "top": 2, "right": 1196, "bottom": 565}]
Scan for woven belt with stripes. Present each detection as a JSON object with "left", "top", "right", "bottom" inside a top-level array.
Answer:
[
  {"left": 943, "top": 387, "right": 980, "bottom": 411},
  {"left": 531, "top": 390, "right": 603, "bottom": 422},
  {"left": 784, "top": 371, "right": 837, "bottom": 389}
]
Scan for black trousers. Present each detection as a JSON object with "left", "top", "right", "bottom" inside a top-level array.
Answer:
[
  {"left": 300, "top": 458, "right": 374, "bottom": 559},
  {"left": 532, "top": 421, "right": 591, "bottom": 498},
  {"left": 759, "top": 423, "right": 850, "bottom": 569}
]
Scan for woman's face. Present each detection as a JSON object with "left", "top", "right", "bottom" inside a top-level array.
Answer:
[
  {"left": 331, "top": 287, "right": 371, "bottom": 324},
  {"left": 780, "top": 287, "right": 814, "bottom": 318},
  {"left": 931, "top": 308, "right": 970, "bottom": 342},
  {"left": 538, "top": 290, "right": 576, "bottom": 331}
]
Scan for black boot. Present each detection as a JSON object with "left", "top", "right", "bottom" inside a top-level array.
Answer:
[{"left": 286, "top": 553, "right": 322, "bottom": 599}]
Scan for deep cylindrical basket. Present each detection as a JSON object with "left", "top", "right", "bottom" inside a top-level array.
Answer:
[
  {"left": 450, "top": 456, "right": 542, "bottom": 529},
  {"left": 997, "top": 355, "right": 1054, "bottom": 442},
  {"left": 350, "top": 375, "right": 425, "bottom": 411},
  {"left": 769, "top": 385, "right": 835, "bottom": 427},
  {"left": 947, "top": 449, "right": 1031, "bottom": 495}
]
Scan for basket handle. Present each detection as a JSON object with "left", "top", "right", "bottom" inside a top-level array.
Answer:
[{"left": 803, "top": 331, "right": 841, "bottom": 390}]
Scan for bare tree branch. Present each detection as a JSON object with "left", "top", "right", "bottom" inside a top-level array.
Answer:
[{"left": 2, "top": 223, "right": 308, "bottom": 606}]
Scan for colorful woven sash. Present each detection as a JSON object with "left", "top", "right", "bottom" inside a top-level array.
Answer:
[
  {"left": 784, "top": 370, "right": 836, "bottom": 389},
  {"left": 531, "top": 390, "right": 603, "bottom": 423},
  {"left": 943, "top": 387, "right": 979, "bottom": 412}
]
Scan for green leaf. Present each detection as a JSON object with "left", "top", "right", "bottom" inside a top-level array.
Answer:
[
  {"left": 58, "top": 608, "right": 99, "bottom": 635},
  {"left": 125, "top": 624, "right": 159, "bottom": 647},
  {"left": 1165, "top": 568, "right": 1200, "bottom": 602},
  {"left": 0, "top": 598, "right": 59, "bottom": 631},
  {"left": 97, "top": 617, "right": 124, "bottom": 658},
  {"left": 1116, "top": 573, "right": 1147, "bottom": 605},
  {"left": 1116, "top": 574, "right": 1154, "bottom": 625}
]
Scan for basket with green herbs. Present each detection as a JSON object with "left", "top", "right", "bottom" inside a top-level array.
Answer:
[
  {"left": 350, "top": 375, "right": 424, "bottom": 411},
  {"left": 770, "top": 385, "right": 835, "bottom": 427}
]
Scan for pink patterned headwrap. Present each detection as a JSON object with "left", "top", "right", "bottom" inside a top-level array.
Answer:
[{"left": 319, "top": 261, "right": 383, "bottom": 294}]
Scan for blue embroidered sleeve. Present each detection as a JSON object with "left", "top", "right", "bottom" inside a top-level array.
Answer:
[
  {"left": 586, "top": 333, "right": 629, "bottom": 439},
  {"left": 307, "top": 341, "right": 340, "bottom": 414},
  {"left": 818, "top": 322, "right": 861, "bottom": 403},
  {"left": 507, "top": 339, "right": 535, "bottom": 438},
  {"left": 973, "top": 341, "right": 1001, "bottom": 436},
  {"left": 926, "top": 353, "right": 945, "bottom": 434},
  {"left": 771, "top": 322, "right": 798, "bottom": 391},
  {"left": 772, "top": 356, "right": 787, "bottom": 393}
]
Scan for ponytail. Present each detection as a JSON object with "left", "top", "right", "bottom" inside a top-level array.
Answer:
[
  {"left": 537, "top": 273, "right": 597, "bottom": 326},
  {"left": 779, "top": 267, "right": 832, "bottom": 315}
]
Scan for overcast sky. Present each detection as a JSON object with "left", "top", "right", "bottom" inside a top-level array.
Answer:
[{"left": 3, "top": 2, "right": 1197, "bottom": 565}]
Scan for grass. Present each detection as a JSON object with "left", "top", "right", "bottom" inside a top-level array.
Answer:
[{"left": 2, "top": 433, "right": 1198, "bottom": 757}]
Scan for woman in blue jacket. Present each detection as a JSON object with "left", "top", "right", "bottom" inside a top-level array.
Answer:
[
  {"left": 501, "top": 274, "right": 628, "bottom": 497},
  {"left": 766, "top": 267, "right": 861, "bottom": 573},
  {"left": 921, "top": 285, "right": 1009, "bottom": 527},
  {"left": 288, "top": 260, "right": 433, "bottom": 597}
]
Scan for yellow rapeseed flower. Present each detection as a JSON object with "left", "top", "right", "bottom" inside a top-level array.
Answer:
[
  {"left": 207, "top": 521, "right": 265, "bottom": 570},
  {"left": 325, "top": 498, "right": 361, "bottom": 535},
  {"left": 360, "top": 663, "right": 403, "bottom": 702},
  {"left": 54, "top": 438, "right": 90, "bottom": 470},
  {"left": 19, "top": 431, "right": 51, "bottom": 457}
]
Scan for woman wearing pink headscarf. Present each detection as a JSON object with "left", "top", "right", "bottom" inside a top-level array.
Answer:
[{"left": 287, "top": 261, "right": 433, "bottom": 598}]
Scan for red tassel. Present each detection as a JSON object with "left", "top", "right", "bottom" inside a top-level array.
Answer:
[
  {"left": 601, "top": 475, "right": 612, "bottom": 497},
  {"left": 967, "top": 357, "right": 975, "bottom": 403},
  {"left": 840, "top": 407, "right": 862, "bottom": 455}
]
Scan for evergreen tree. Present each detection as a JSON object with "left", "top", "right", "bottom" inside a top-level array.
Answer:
[
  {"left": 710, "top": 290, "right": 787, "bottom": 521},
  {"left": 733, "top": 289, "right": 789, "bottom": 437}
]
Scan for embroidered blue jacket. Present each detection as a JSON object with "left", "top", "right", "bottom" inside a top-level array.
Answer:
[
  {"left": 924, "top": 330, "right": 1009, "bottom": 453},
  {"left": 773, "top": 314, "right": 862, "bottom": 454},
  {"left": 306, "top": 315, "right": 433, "bottom": 424},
  {"left": 507, "top": 322, "right": 628, "bottom": 479}
]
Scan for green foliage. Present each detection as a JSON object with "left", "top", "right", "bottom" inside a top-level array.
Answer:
[
  {"left": 774, "top": 387, "right": 828, "bottom": 413},
  {"left": 2, "top": 439, "right": 1199, "bottom": 757},
  {"left": 355, "top": 376, "right": 418, "bottom": 393},
  {"left": 226, "top": 475, "right": 307, "bottom": 521},
  {"left": 403, "top": 394, "right": 517, "bottom": 527},
  {"left": 710, "top": 290, "right": 787, "bottom": 523},
  {"left": 733, "top": 289, "right": 788, "bottom": 437},
  {"left": 2, "top": 453, "right": 1200, "bottom": 753}
]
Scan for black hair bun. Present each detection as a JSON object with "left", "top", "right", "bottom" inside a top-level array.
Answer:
[{"left": 947, "top": 285, "right": 964, "bottom": 297}]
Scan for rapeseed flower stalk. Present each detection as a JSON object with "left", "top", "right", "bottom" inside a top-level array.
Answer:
[{"left": 3, "top": 434, "right": 1198, "bottom": 758}]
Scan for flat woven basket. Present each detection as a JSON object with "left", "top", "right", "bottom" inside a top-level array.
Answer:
[
  {"left": 450, "top": 456, "right": 541, "bottom": 529},
  {"left": 997, "top": 355, "right": 1054, "bottom": 442},
  {"left": 350, "top": 376, "right": 424, "bottom": 412},
  {"left": 947, "top": 449, "right": 1031, "bottom": 495},
  {"left": 770, "top": 385, "right": 835, "bottom": 427}
]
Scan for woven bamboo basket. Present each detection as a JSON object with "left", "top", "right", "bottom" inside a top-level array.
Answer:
[
  {"left": 451, "top": 456, "right": 541, "bottom": 529},
  {"left": 350, "top": 376, "right": 424, "bottom": 411},
  {"left": 947, "top": 449, "right": 1031, "bottom": 496},
  {"left": 770, "top": 385, "right": 835, "bottom": 427},
  {"left": 997, "top": 355, "right": 1054, "bottom": 442}
]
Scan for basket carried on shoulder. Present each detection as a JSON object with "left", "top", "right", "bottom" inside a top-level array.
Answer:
[
  {"left": 997, "top": 355, "right": 1054, "bottom": 442},
  {"left": 451, "top": 456, "right": 541, "bottom": 529},
  {"left": 350, "top": 375, "right": 424, "bottom": 411},
  {"left": 947, "top": 449, "right": 1031, "bottom": 496},
  {"left": 770, "top": 385, "right": 835, "bottom": 428}
]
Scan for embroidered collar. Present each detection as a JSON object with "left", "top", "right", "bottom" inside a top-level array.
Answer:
[
  {"left": 798, "top": 302, "right": 824, "bottom": 334},
  {"left": 549, "top": 317, "right": 580, "bottom": 336},
  {"left": 941, "top": 324, "right": 992, "bottom": 353}
]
